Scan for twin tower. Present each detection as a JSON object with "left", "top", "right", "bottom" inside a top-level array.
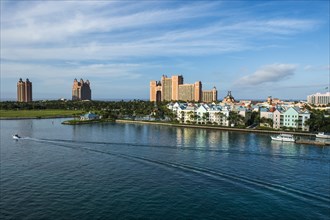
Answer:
[{"left": 150, "top": 75, "right": 217, "bottom": 102}]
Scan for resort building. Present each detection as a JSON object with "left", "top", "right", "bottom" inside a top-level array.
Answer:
[
  {"left": 260, "top": 106, "right": 310, "bottom": 131},
  {"left": 17, "top": 78, "right": 32, "bottom": 102},
  {"left": 222, "top": 91, "right": 235, "bottom": 104},
  {"left": 202, "top": 87, "right": 218, "bottom": 103},
  {"left": 281, "top": 107, "right": 310, "bottom": 131},
  {"left": 307, "top": 92, "right": 330, "bottom": 106},
  {"left": 168, "top": 102, "right": 230, "bottom": 126},
  {"left": 80, "top": 112, "right": 99, "bottom": 120},
  {"left": 150, "top": 75, "right": 217, "bottom": 102},
  {"left": 72, "top": 78, "right": 92, "bottom": 101}
]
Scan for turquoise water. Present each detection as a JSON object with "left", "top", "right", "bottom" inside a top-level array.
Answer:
[{"left": 1, "top": 118, "right": 329, "bottom": 219}]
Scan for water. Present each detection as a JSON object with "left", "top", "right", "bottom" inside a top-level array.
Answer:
[{"left": 1, "top": 118, "right": 329, "bottom": 219}]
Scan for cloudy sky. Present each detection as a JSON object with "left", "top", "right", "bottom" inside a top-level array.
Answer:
[{"left": 1, "top": 1, "right": 329, "bottom": 100}]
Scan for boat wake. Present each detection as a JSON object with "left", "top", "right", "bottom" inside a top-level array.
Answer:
[
  {"left": 35, "top": 138, "right": 330, "bottom": 163},
  {"left": 27, "top": 138, "right": 330, "bottom": 209}
]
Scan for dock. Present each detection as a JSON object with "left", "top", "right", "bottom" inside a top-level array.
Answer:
[{"left": 295, "top": 140, "right": 330, "bottom": 146}]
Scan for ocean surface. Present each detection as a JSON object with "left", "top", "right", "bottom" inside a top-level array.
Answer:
[{"left": 1, "top": 118, "right": 329, "bottom": 220}]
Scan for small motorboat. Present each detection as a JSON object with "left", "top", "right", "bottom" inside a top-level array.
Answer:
[
  {"left": 271, "top": 134, "right": 295, "bottom": 142},
  {"left": 12, "top": 134, "right": 21, "bottom": 140},
  {"left": 315, "top": 132, "right": 330, "bottom": 139}
]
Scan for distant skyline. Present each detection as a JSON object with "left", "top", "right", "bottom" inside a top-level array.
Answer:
[{"left": 1, "top": 1, "right": 329, "bottom": 100}]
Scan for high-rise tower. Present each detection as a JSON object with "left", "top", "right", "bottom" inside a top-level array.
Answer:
[
  {"left": 72, "top": 78, "right": 92, "bottom": 100},
  {"left": 150, "top": 75, "right": 214, "bottom": 102},
  {"left": 17, "top": 78, "right": 32, "bottom": 102}
]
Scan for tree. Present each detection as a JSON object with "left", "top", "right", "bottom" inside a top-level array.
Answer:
[
  {"left": 305, "top": 110, "right": 330, "bottom": 132},
  {"left": 259, "top": 117, "right": 273, "bottom": 127},
  {"left": 202, "top": 112, "right": 209, "bottom": 124},
  {"left": 228, "top": 111, "right": 244, "bottom": 126}
]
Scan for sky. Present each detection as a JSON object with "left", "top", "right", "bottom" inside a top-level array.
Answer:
[{"left": 1, "top": 0, "right": 329, "bottom": 101}]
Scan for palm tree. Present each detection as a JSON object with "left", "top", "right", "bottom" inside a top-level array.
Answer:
[
  {"left": 305, "top": 110, "right": 330, "bottom": 132},
  {"left": 228, "top": 111, "right": 244, "bottom": 126},
  {"left": 202, "top": 112, "right": 209, "bottom": 124},
  {"left": 188, "top": 111, "right": 195, "bottom": 123}
]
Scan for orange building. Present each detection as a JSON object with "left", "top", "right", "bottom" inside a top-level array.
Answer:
[
  {"left": 17, "top": 78, "right": 32, "bottom": 102},
  {"left": 202, "top": 87, "right": 218, "bottom": 103},
  {"left": 72, "top": 78, "right": 92, "bottom": 100},
  {"left": 150, "top": 75, "right": 217, "bottom": 102}
]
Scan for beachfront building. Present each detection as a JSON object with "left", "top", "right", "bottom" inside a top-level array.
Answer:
[
  {"left": 260, "top": 106, "right": 310, "bottom": 131},
  {"left": 196, "top": 104, "right": 208, "bottom": 124},
  {"left": 281, "top": 107, "right": 310, "bottom": 131},
  {"left": 17, "top": 78, "right": 32, "bottom": 102},
  {"left": 273, "top": 109, "right": 282, "bottom": 129},
  {"left": 150, "top": 75, "right": 217, "bottom": 102},
  {"left": 80, "top": 112, "right": 99, "bottom": 120},
  {"left": 208, "top": 105, "right": 230, "bottom": 126},
  {"left": 235, "top": 106, "right": 252, "bottom": 123},
  {"left": 307, "top": 92, "right": 330, "bottom": 106},
  {"left": 168, "top": 102, "right": 230, "bottom": 126}
]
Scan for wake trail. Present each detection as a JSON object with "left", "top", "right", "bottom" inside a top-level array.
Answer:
[
  {"left": 35, "top": 138, "right": 330, "bottom": 163},
  {"left": 35, "top": 139, "right": 330, "bottom": 208}
]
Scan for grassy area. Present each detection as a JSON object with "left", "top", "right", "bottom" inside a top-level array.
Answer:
[{"left": 0, "top": 109, "right": 84, "bottom": 118}]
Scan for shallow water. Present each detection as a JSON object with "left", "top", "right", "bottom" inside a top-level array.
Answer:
[{"left": 1, "top": 119, "right": 329, "bottom": 219}]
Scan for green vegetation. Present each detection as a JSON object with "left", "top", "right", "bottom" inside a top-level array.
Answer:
[
  {"left": 227, "top": 111, "right": 244, "bottom": 126},
  {"left": 0, "top": 100, "right": 169, "bottom": 120},
  {"left": 1, "top": 100, "right": 329, "bottom": 133},
  {"left": 305, "top": 109, "right": 330, "bottom": 132},
  {"left": 0, "top": 109, "right": 83, "bottom": 118}
]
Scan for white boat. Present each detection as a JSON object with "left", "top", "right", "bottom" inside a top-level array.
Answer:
[
  {"left": 12, "top": 134, "right": 21, "bottom": 140},
  {"left": 315, "top": 132, "right": 330, "bottom": 139},
  {"left": 271, "top": 134, "right": 295, "bottom": 142}
]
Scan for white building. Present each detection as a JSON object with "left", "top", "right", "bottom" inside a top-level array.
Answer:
[
  {"left": 307, "top": 92, "right": 330, "bottom": 105},
  {"left": 168, "top": 102, "right": 230, "bottom": 126}
]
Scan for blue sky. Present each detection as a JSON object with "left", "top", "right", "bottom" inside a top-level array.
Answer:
[{"left": 1, "top": 1, "right": 329, "bottom": 100}]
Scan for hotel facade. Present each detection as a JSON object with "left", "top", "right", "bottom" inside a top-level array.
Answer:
[
  {"left": 150, "top": 75, "right": 217, "bottom": 102},
  {"left": 72, "top": 78, "right": 92, "bottom": 101},
  {"left": 17, "top": 78, "right": 32, "bottom": 102},
  {"left": 307, "top": 92, "right": 330, "bottom": 105}
]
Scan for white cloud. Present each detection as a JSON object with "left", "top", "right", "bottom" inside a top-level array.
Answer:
[
  {"left": 1, "top": 1, "right": 320, "bottom": 62},
  {"left": 0, "top": 1, "right": 327, "bottom": 100},
  {"left": 304, "top": 65, "right": 330, "bottom": 71},
  {"left": 0, "top": 61, "right": 144, "bottom": 80},
  {"left": 235, "top": 63, "right": 297, "bottom": 86}
]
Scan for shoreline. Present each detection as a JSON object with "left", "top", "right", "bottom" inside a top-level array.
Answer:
[
  {"left": 115, "top": 119, "right": 315, "bottom": 137},
  {"left": 0, "top": 115, "right": 74, "bottom": 120},
  {"left": 0, "top": 116, "right": 316, "bottom": 137},
  {"left": 62, "top": 119, "right": 115, "bottom": 125}
]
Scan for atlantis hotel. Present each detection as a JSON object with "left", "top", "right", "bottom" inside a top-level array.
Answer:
[{"left": 150, "top": 75, "right": 217, "bottom": 102}]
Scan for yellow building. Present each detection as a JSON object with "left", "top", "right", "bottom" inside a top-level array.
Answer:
[
  {"left": 150, "top": 75, "right": 217, "bottom": 102},
  {"left": 222, "top": 91, "right": 235, "bottom": 104},
  {"left": 202, "top": 87, "right": 218, "bottom": 103},
  {"left": 17, "top": 78, "right": 32, "bottom": 102}
]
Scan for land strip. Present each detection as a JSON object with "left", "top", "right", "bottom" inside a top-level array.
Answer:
[{"left": 0, "top": 109, "right": 83, "bottom": 119}]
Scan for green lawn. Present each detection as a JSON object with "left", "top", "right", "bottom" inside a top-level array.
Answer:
[{"left": 0, "top": 109, "right": 84, "bottom": 118}]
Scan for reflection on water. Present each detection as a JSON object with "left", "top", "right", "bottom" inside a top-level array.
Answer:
[{"left": 176, "top": 128, "right": 230, "bottom": 150}]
